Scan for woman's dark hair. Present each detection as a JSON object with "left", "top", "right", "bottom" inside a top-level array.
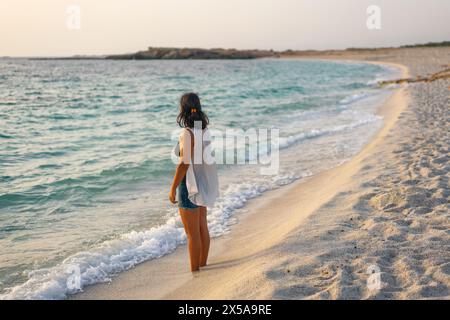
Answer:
[{"left": 177, "top": 92, "right": 209, "bottom": 129}]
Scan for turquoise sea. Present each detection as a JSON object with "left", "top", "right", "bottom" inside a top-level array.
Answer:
[{"left": 0, "top": 58, "right": 398, "bottom": 299}]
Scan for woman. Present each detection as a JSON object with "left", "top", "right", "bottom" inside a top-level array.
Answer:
[{"left": 169, "top": 93, "right": 219, "bottom": 272}]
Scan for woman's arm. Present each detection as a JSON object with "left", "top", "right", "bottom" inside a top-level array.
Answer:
[
  {"left": 168, "top": 163, "right": 188, "bottom": 203},
  {"left": 169, "top": 129, "right": 194, "bottom": 203}
]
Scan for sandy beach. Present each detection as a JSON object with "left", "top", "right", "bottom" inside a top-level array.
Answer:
[{"left": 74, "top": 47, "right": 449, "bottom": 300}]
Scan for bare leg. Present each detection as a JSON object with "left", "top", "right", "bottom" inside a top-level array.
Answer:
[
  {"left": 179, "top": 208, "right": 201, "bottom": 272},
  {"left": 198, "top": 206, "right": 210, "bottom": 267}
]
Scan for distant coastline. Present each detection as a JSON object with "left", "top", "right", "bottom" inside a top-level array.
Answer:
[
  {"left": 25, "top": 41, "right": 450, "bottom": 60},
  {"left": 106, "top": 47, "right": 277, "bottom": 60}
]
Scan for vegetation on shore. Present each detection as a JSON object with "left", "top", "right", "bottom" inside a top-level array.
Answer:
[
  {"left": 400, "top": 41, "right": 450, "bottom": 48},
  {"left": 106, "top": 47, "right": 277, "bottom": 60}
]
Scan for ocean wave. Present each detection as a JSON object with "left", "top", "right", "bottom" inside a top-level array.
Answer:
[
  {"left": 0, "top": 133, "right": 14, "bottom": 139},
  {"left": 0, "top": 159, "right": 172, "bottom": 209},
  {"left": 279, "top": 114, "right": 382, "bottom": 149},
  {"left": 0, "top": 218, "right": 186, "bottom": 299},
  {"left": 339, "top": 92, "right": 372, "bottom": 105},
  {"left": 0, "top": 102, "right": 16, "bottom": 106},
  {"left": 0, "top": 171, "right": 307, "bottom": 300}
]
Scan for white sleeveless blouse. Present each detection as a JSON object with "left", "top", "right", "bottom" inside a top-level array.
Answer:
[{"left": 174, "top": 127, "right": 219, "bottom": 207}]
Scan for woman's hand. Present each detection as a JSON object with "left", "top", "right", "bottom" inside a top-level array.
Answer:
[{"left": 169, "top": 187, "right": 177, "bottom": 204}]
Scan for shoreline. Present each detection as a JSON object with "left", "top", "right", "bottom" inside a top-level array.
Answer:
[{"left": 73, "top": 59, "right": 412, "bottom": 299}]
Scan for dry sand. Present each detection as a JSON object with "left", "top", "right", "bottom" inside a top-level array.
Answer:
[{"left": 74, "top": 47, "right": 449, "bottom": 300}]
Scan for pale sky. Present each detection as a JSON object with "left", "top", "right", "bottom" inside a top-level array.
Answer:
[{"left": 0, "top": 0, "right": 449, "bottom": 56}]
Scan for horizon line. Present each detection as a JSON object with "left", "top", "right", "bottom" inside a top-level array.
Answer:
[{"left": 1, "top": 40, "right": 449, "bottom": 59}]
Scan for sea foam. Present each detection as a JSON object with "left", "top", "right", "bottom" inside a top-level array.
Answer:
[{"left": 0, "top": 171, "right": 308, "bottom": 300}]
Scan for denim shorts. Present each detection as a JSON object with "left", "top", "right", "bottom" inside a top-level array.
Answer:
[{"left": 178, "top": 177, "right": 199, "bottom": 210}]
